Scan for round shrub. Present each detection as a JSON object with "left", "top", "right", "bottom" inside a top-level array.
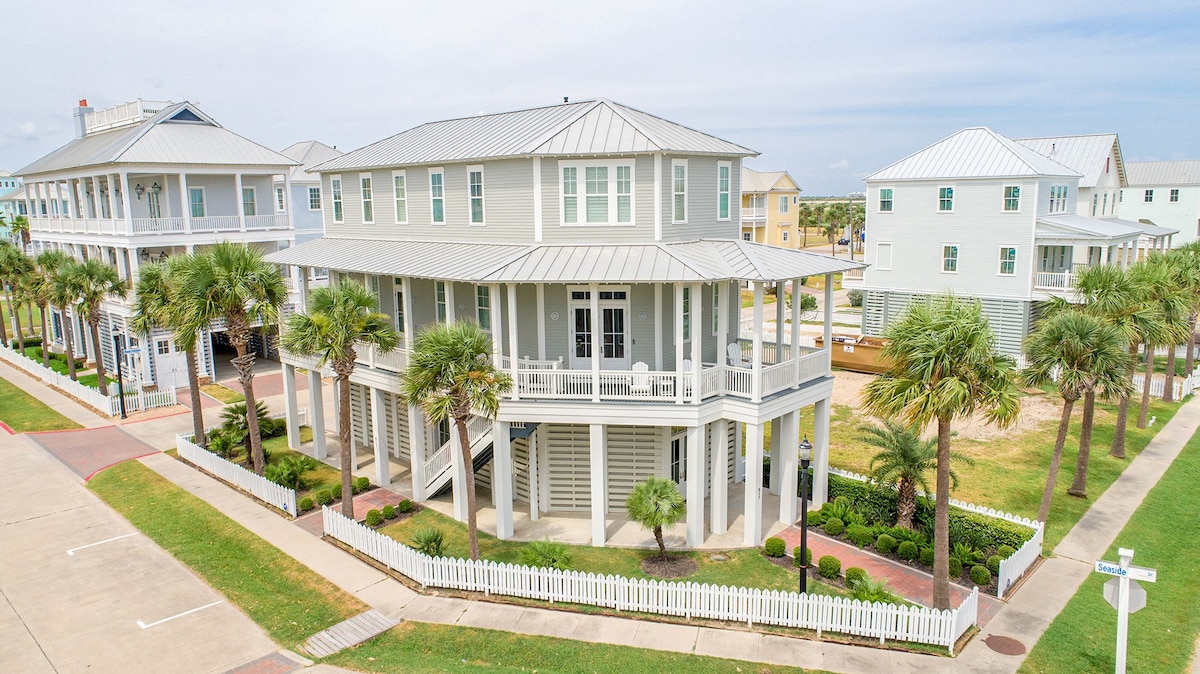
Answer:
[
  {"left": 847, "top": 289, "right": 864, "bottom": 307},
  {"left": 331, "top": 483, "right": 343, "bottom": 500},
  {"left": 970, "top": 565, "right": 993, "bottom": 586},
  {"left": 986, "top": 554, "right": 1002, "bottom": 576},
  {"left": 382, "top": 505, "right": 396, "bottom": 520},
  {"left": 817, "top": 555, "right": 841, "bottom": 579},
  {"left": 315, "top": 489, "right": 332, "bottom": 506},
  {"left": 875, "top": 534, "right": 897, "bottom": 554},
  {"left": 919, "top": 547, "right": 934, "bottom": 566},
  {"left": 793, "top": 546, "right": 813, "bottom": 567},
  {"left": 845, "top": 567, "right": 868, "bottom": 587},
  {"left": 948, "top": 557, "right": 963, "bottom": 578},
  {"left": 763, "top": 536, "right": 786, "bottom": 557},
  {"left": 397, "top": 499, "right": 415, "bottom": 514},
  {"left": 846, "top": 523, "right": 873, "bottom": 548},
  {"left": 896, "top": 541, "right": 918, "bottom": 561},
  {"left": 807, "top": 510, "right": 826, "bottom": 527},
  {"left": 365, "top": 509, "right": 383, "bottom": 526},
  {"left": 998, "top": 544, "right": 1016, "bottom": 559},
  {"left": 299, "top": 496, "right": 315, "bottom": 512},
  {"left": 353, "top": 476, "right": 370, "bottom": 494},
  {"left": 823, "top": 517, "right": 845, "bottom": 537}
]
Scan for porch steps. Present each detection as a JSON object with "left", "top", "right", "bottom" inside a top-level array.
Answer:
[{"left": 299, "top": 609, "right": 399, "bottom": 658}]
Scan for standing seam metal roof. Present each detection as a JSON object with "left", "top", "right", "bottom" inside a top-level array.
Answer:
[
  {"left": 865, "top": 127, "right": 1082, "bottom": 182},
  {"left": 1015, "top": 134, "right": 1123, "bottom": 188},
  {"left": 1125, "top": 161, "right": 1200, "bottom": 186}
]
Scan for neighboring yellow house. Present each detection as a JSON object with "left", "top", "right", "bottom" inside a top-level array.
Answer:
[{"left": 741, "top": 167, "right": 802, "bottom": 247}]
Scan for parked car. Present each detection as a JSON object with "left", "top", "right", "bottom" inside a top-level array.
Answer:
[{"left": 836, "top": 237, "right": 850, "bottom": 246}]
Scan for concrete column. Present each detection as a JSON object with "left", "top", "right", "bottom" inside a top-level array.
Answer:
[
  {"left": 590, "top": 423, "right": 607, "bottom": 547},
  {"left": 823, "top": 273, "right": 833, "bottom": 351},
  {"left": 743, "top": 421, "right": 764, "bottom": 546},
  {"left": 180, "top": 173, "right": 192, "bottom": 232},
  {"left": 709, "top": 418, "right": 729, "bottom": 535},
  {"left": 507, "top": 284, "right": 519, "bottom": 398},
  {"left": 450, "top": 420, "right": 469, "bottom": 522},
  {"left": 675, "top": 283, "right": 685, "bottom": 403},
  {"left": 282, "top": 364, "right": 300, "bottom": 449},
  {"left": 685, "top": 424, "right": 705, "bottom": 546},
  {"left": 494, "top": 420, "right": 514, "bottom": 539},
  {"left": 717, "top": 281, "right": 728, "bottom": 366},
  {"left": 813, "top": 398, "right": 831, "bottom": 507},
  {"left": 792, "top": 277, "right": 802, "bottom": 386},
  {"left": 778, "top": 410, "right": 799, "bottom": 525},
  {"left": 775, "top": 280, "right": 785, "bottom": 356},
  {"left": 307, "top": 369, "right": 327, "bottom": 459},
  {"left": 768, "top": 417, "right": 782, "bottom": 495},
  {"left": 690, "top": 282, "right": 702, "bottom": 403},
  {"left": 408, "top": 406, "right": 426, "bottom": 501},
  {"left": 371, "top": 387, "right": 390, "bottom": 487}
]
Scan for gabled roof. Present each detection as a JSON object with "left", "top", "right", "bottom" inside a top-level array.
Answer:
[
  {"left": 312, "top": 99, "right": 758, "bottom": 173},
  {"left": 866, "top": 127, "right": 1081, "bottom": 182},
  {"left": 741, "top": 167, "right": 800, "bottom": 193},
  {"left": 1015, "top": 134, "right": 1125, "bottom": 188},
  {"left": 17, "top": 102, "right": 297, "bottom": 177},
  {"left": 279, "top": 140, "right": 343, "bottom": 182},
  {"left": 1125, "top": 160, "right": 1200, "bottom": 186}
]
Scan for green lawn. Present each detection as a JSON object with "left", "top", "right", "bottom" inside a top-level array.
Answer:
[
  {"left": 77, "top": 373, "right": 116, "bottom": 390},
  {"left": 90, "top": 460, "right": 813, "bottom": 673},
  {"left": 1, "top": 299, "right": 41, "bottom": 338},
  {"left": 0, "top": 374, "right": 81, "bottom": 432},
  {"left": 201, "top": 383, "right": 245, "bottom": 403},
  {"left": 1019, "top": 428, "right": 1200, "bottom": 673}
]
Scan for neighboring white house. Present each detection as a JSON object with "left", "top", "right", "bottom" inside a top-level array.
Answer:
[
  {"left": 854, "top": 127, "right": 1175, "bottom": 355},
  {"left": 1119, "top": 160, "right": 1200, "bottom": 247},
  {"left": 277, "top": 140, "right": 343, "bottom": 245},
  {"left": 268, "top": 98, "right": 863, "bottom": 548},
  {"left": 16, "top": 98, "right": 299, "bottom": 389}
]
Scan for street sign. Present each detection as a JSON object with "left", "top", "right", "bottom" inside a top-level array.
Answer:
[
  {"left": 1104, "top": 578, "right": 1147, "bottom": 613},
  {"left": 125, "top": 347, "right": 141, "bottom": 354},
  {"left": 1095, "top": 560, "right": 1158, "bottom": 582}
]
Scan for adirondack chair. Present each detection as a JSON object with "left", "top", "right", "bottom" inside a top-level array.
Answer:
[
  {"left": 727, "top": 342, "right": 748, "bottom": 367},
  {"left": 630, "top": 361, "right": 653, "bottom": 396}
]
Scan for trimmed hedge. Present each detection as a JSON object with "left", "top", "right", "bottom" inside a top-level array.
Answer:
[
  {"left": 763, "top": 537, "right": 786, "bottom": 557},
  {"left": 986, "top": 554, "right": 1002, "bottom": 576},
  {"left": 897, "top": 541, "right": 918, "bottom": 560},
  {"left": 948, "top": 557, "right": 963, "bottom": 578},
  {"left": 998, "top": 544, "right": 1016, "bottom": 558},
  {"left": 793, "top": 546, "right": 813, "bottom": 567},
  {"left": 315, "top": 490, "right": 332, "bottom": 506},
  {"left": 353, "top": 476, "right": 370, "bottom": 494},
  {"left": 919, "top": 547, "right": 934, "bottom": 566},
  {"left": 845, "top": 567, "right": 867, "bottom": 586},
  {"left": 365, "top": 509, "right": 383, "bottom": 526},
  {"left": 875, "top": 533, "right": 897, "bottom": 554},
  {"left": 382, "top": 505, "right": 396, "bottom": 520},
  {"left": 823, "top": 517, "right": 845, "bottom": 536},
  {"left": 299, "top": 496, "right": 314, "bottom": 512},
  {"left": 817, "top": 555, "right": 841, "bottom": 579},
  {"left": 398, "top": 499, "right": 415, "bottom": 514},
  {"left": 846, "top": 523, "right": 874, "bottom": 548},
  {"left": 971, "top": 565, "right": 993, "bottom": 586}
]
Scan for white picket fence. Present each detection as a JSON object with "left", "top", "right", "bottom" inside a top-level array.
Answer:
[
  {"left": 1131, "top": 370, "right": 1197, "bottom": 401},
  {"left": 176, "top": 434, "right": 298, "bottom": 517},
  {"left": 323, "top": 507, "right": 979, "bottom": 654},
  {"left": 0, "top": 344, "right": 178, "bottom": 416}
]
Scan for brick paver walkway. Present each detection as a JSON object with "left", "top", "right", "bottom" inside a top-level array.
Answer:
[
  {"left": 176, "top": 387, "right": 224, "bottom": 410},
  {"left": 221, "top": 372, "right": 306, "bottom": 399},
  {"left": 27, "top": 425, "right": 161, "bottom": 479},
  {"left": 293, "top": 486, "right": 408, "bottom": 535}
]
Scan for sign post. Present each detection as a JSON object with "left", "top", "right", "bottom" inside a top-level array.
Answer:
[{"left": 1094, "top": 547, "right": 1157, "bottom": 674}]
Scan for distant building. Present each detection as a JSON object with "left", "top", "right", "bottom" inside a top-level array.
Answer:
[
  {"left": 276, "top": 141, "right": 343, "bottom": 245},
  {"left": 740, "top": 167, "right": 801, "bottom": 247},
  {"left": 1118, "top": 161, "right": 1200, "bottom": 247}
]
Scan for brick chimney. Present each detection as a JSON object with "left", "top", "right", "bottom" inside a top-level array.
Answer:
[{"left": 73, "top": 98, "right": 93, "bottom": 139}]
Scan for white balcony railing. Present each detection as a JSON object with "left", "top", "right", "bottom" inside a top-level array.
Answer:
[
  {"left": 131, "top": 217, "right": 186, "bottom": 234},
  {"left": 841, "top": 268, "right": 864, "bottom": 287},
  {"left": 1034, "top": 271, "right": 1077, "bottom": 291},
  {"left": 245, "top": 214, "right": 290, "bottom": 230},
  {"left": 191, "top": 215, "right": 242, "bottom": 232},
  {"left": 741, "top": 207, "right": 767, "bottom": 220}
]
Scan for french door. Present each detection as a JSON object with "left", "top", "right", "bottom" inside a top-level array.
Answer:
[{"left": 569, "top": 288, "right": 629, "bottom": 370}]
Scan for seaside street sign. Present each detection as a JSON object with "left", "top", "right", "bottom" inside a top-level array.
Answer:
[
  {"left": 1095, "top": 560, "right": 1158, "bottom": 583},
  {"left": 1096, "top": 548, "right": 1157, "bottom": 674}
]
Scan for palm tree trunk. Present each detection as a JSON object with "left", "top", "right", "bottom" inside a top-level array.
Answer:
[
  {"left": 0, "top": 292, "right": 8, "bottom": 346},
  {"left": 229, "top": 327, "right": 264, "bottom": 474},
  {"left": 38, "top": 307, "right": 49, "bottom": 368},
  {"left": 455, "top": 412, "right": 480, "bottom": 561},
  {"left": 10, "top": 292, "right": 24, "bottom": 354},
  {"left": 62, "top": 308, "right": 77, "bottom": 381},
  {"left": 1068, "top": 390, "right": 1095, "bottom": 497},
  {"left": 1110, "top": 346, "right": 1138, "bottom": 459},
  {"left": 654, "top": 525, "right": 667, "bottom": 561},
  {"left": 1186, "top": 313, "right": 1197, "bottom": 378},
  {"left": 337, "top": 375, "right": 355, "bottom": 518},
  {"left": 25, "top": 303, "right": 34, "bottom": 338},
  {"left": 897, "top": 480, "right": 916, "bottom": 530},
  {"left": 1163, "top": 344, "right": 1177, "bottom": 403},
  {"left": 89, "top": 319, "right": 109, "bottom": 396},
  {"left": 1040, "top": 397, "right": 1076, "bottom": 523},
  {"left": 1137, "top": 344, "right": 1153, "bottom": 429},
  {"left": 185, "top": 347, "right": 205, "bottom": 447},
  {"left": 933, "top": 415, "right": 952, "bottom": 610}
]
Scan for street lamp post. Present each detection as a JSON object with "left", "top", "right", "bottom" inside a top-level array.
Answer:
[
  {"left": 798, "top": 436, "right": 812, "bottom": 594},
  {"left": 111, "top": 328, "right": 127, "bottom": 419}
]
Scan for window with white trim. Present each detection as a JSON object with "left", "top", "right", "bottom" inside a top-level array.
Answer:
[
  {"left": 1144, "top": 189, "right": 1154, "bottom": 203},
  {"left": 360, "top": 174, "right": 374, "bottom": 223},
  {"left": 435, "top": 281, "right": 447, "bottom": 323},
  {"left": 1092, "top": 192, "right": 1098, "bottom": 216},
  {"left": 1004, "top": 186, "right": 1020, "bottom": 211},
  {"left": 1049, "top": 185, "right": 1068, "bottom": 213},
  {"left": 476, "top": 286, "right": 491, "bottom": 331},
  {"left": 430, "top": 169, "right": 445, "bottom": 224},
  {"left": 468, "top": 166, "right": 484, "bottom": 225},
  {"left": 1170, "top": 189, "right": 1180, "bottom": 203},
  {"left": 559, "top": 160, "right": 634, "bottom": 225},
  {"left": 1102, "top": 192, "right": 1108, "bottom": 215},
  {"left": 672, "top": 159, "right": 687, "bottom": 222},
  {"left": 938, "top": 186, "right": 954, "bottom": 211},
  {"left": 682, "top": 286, "right": 691, "bottom": 341},
  {"left": 779, "top": 195, "right": 788, "bottom": 213},
  {"left": 717, "top": 161, "right": 731, "bottom": 220},
  {"left": 275, "top": 186, "right": 286, "bottom": 212},
  {"left": 942, "top": 244, "right": 959, "bottom": 273},
  {"left": 879, "top": 188, "right": 893, "bottom": 212},
  {"left": 392, "top": 171, "right": 407, "bottom": 224},
  {"left": 782, "top": 230, "right": 789, "bottom": 242},
  {"left": 331, "top": 176, "right": 343, "bottom": 223},
  {"left": 999, "top": 246, "right": 1017, "bottom": 275},
  {"left": 876, "top": 242, "right": 893, "bottom": 270},
  {"left": 393, "top": 280, "right": 406, "bottom": 335},
  {"left": 189, "top": 187, "right": 205, "bottom": 218},
  {"left": 242, "top": 187, "right": 256, "bottom": 216},
  {"left": 711, "top": 285, "right": 720, "bottom": 335},
  {"left": 742, "top": 231, "right": 752, "bottom": 241},
  {"left": 308, "top": 187, "right": 321, "bottom": 211}
]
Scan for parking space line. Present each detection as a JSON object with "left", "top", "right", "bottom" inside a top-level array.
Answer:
[
  {"left": 66, "top": 532, "right": 138, "bottom": 556},
  {"left": 136, "top": 600, "right": 223, "bottom": 630}
]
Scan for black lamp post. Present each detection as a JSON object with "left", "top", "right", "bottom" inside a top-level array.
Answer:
[
  {"left": 798, "top": 436, "right": 812, "bottom": 594},
  {"left": 112, "top": 328, "right": 127, "bottom": 419}
]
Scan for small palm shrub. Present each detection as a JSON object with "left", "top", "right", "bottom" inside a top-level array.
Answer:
[
  {"left": 763, "top": 537, "right": 786, "bottom": 557},
  {"left": 823, "top": 517, "right": 845, "bottom": 536},
  {"left": 845, "top": 567, "right": 868, "bottom": 587},
  {"left": 970, "top": 565, "right": 993, "bottom": 586},
  {"left": 299, "top": 496, "right": 314, "bottom": 512},
  {"left": 817, "top": 555, "right": 841, "bottom": 579},
  {"left": 793, "top": 546, "right": 813, "bottom": 567},
  {"left": 397, "top": 499, "right": 415, "bottom": 513},
  {"left": 315, "top": 489, "right": 332, "bottom": 506},
  {"left": 353, "top": 476, "right": 370, "bottom": 494},
  {"left": 410, "top": 527, "right": 445, "bottom": 557},
  {"left": 823, "top": 497, "right": 855, "bottom": 524},
  {"left": 365, "top": 509, "right": 383, "bottom": 526},
  {"left": 896, "top": 541, "right": 918, "bottom": 560},
  {"left": 951, "top": 541, "right": 982, "bottom": 566},
  {"left": 382, "top": 505, "right": 396, "bottom": 519},
  {"left": 986, "top": 554, "right": 1002, "bottom": 576},
  {"left": 207, "top": 431, "right": 239, "bottom": 459},
  {"left": 875, "top": 534, "right": 897, "bottom": 554},
  {"left": 520, "top": 538, "right": 574, "bottom": 570},
  {"left": 919, "top": 547, "right": 934, "bottom": 566},
  {"left": 889, "top": 526, "right": 928, "bottom": 548},
  {"left": 264, "top": 455, "right": 318, "bottom": 490},
  {"left": 846, "top": 524, "right": 873, "bottom": 548},
  {"left": 853, "top": 577, "right": 899, "bottom": 604},
  {"left": 948, "top": 557, "right": 963, "bottom": 578}
]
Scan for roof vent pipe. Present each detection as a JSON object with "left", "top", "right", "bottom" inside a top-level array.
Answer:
[{"left": 563, "top": 96, "right": 569, "bottom": 103}]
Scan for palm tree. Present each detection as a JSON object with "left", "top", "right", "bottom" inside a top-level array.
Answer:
[
  {"left": 400, "top": 321, "right": 512, "bottom": 560},
  {"left": 283, "top": 278, "right": 399, "bottom": 518},
  {"left": 1160, "top": 247, "right": 1200, "bottom": 403},
  {"left": 10, "top": 215, "right": 30, "bottom": 252},
  {"left": 859, "top": 419, "right": 972, "bottom": 530},
  {"left": 46, "top": 257, "right": 81, "bottom": 381},
  {"left": 625, "top": 477, "right": 687, "bottom": 562},
  {"left": 182, "top": 242, "right": 288, "bottom": 475},
  {"left": 1020, "top": 312, "right": 1131, "bottom": 520},
  {"left": 62, "top": 259, "right": 128, "bottom": 395},
  {"left": 861, "top": 293, "right": 1019, "bottom": 609},
  {"left": 0, "top": 242, "right": 33, "bottom": 350},
  {"left": 133, "top": 257, "right": 208, "bottom": 444},
  {"left": 1172, "top": 242, "right": 1200, "bottom": 380},
  {"left": 1130, "top": 256, "right": 1189, "bottom": 429},
  {"left": 32, "top": 251, "right": 68, "bottom": 369}
]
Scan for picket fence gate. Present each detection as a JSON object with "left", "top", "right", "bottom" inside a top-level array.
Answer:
[
  {"left": 322, "top": 507, "right": 978, "bottom": 654},
  {"left": 0, "top": 344, "right": 178, "bottom": 416},
  {"left": 177, "top": 434, "right": 298, "bottom": 516}
]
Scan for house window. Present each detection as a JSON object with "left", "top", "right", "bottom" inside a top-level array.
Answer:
[
  {"left": 156, "top": 339, "right": 170, "bottom": 355},
  {"left": 276, "top": 186, "right": 286, "bottom": 212},
  {"left": 1144, "top": 189, "right": 1154, "bottom": 203},
  {"left": 617, "top": 165, "right": 632, "bottom": 223},
  {"left": 430, "top": 169, "right": 445, "bottom": 223},
  {"left": 242, "top": 187, "right": 256, "bottom": 216},
  {"left": 1171, "top": 189, "right": 1180, "bottom": 203},
  {"left": 875, "top": 242, "right": 893, "bottom": 270},
  {"left": 1102, "top": 192, "right": 1108, "bottom": 215},
  {"left": 942, "top": 245, "right": 959, "bottom": 273},
  {"left": 669, "top": 434, "right": 686, "bottom": 484},
  {"left": 999, "top": 246, "right": 1017, "bottom": 275},
  {"left": 779, "top": 195, "right": 788, "bottom": 213},
  {"left": 712, "top": 286, "right": 720, "bottom": 336},
  {"left": 938, "top": 186, "right": 954, "bottom": 211},
  {"left": 476, "top": 286, "right": 491, "bottom": 331},
  {"left": 331, "top": 177, "right": 343, "bottom": 223},
  {"left": 560, "top": 161, "right": 634, "bottom": 225},
  {"left": 717, "top": 161, "right": 731, "bottom": 220},
  {"left": 1049, "top": 185, "right": 1068, "bottom": 213},
  {"left": 682, "top": 287, "right": 691, "bottom": 341},
  {"left": 672, "top": 159, "right": 687, "bottom": 223},
  {"left": 1092, "top": 193, "right": 1098, "bottom": 216},
  {"left": 468, "top": 167, "right": 484, "bottom": 225},
  {"left": 360, "top": 174, "right": 374, "bottom": 223},
  {"left": 308, "top": 187, "right": 321, "bottom": 211},
  {"left": 742, "top": 231, "right": 752, "bottom": 241},
  {"left": 392, "top": 172, "right": 407, "bottom": 224},
  {"left": 782, "top": 230, "right": 789, "bottom": 242},
  {"left": 435, "top": 281, "right": 447, "bottom": 323},
  {"left": 393, "top": 282, "right": 406, "bottom": 335},
  {"left": 879, "top": 188, "right": 893, "bottom": 212},
  {"left": 188, "top": 187, "right": 205, "bottom": 218},
  {"left": 586, "top": 167, "right": 608, "bottom": 222},
  {"left": 1004, "top": 186, "right": 1020, "bottom": 211},
  {"left": 147, "top": 190, "right": 161, "bottom": 219}
]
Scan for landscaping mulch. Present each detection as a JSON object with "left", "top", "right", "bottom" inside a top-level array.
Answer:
[{"left": 640, "top": 554, "right": 699, "bottom": 578}]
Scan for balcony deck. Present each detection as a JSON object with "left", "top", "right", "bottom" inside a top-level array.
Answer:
[{"left": 28, "top": 213, "right": 291, "bottom": 237}]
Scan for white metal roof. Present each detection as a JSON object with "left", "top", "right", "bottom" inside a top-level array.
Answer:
[
  {"left": 17, "top": 102, "right": 297, "bottom": 177},
  {"left": 741, "top": 167, "right": 799, "bottom": 193},
  {"left": 1015, "top": 134, "right": 1124, "bottom": 188},
  {"left": 866, "top": 127, "right": 1081, "bottom": 182},
  {"left": 1035, "top": 214, "right": 1144, "bottom": 243},
  {"left": 1101, "top": 216, "right": 1177, "bottom": 238},
  {"left": 266, "top": 237, "right": 862, "bottom": 283},
  {"left": 1125, "top": 160, "right": 1200, "bottom": 186},
  {"left": 279, "top": 141, "right": 344, "bottom": 182},
  {"left": 312, "top": 99, "right": 758, "bottom": 173}
]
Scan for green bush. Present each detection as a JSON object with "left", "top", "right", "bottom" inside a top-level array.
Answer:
[
  {"left": 315, "top": 490, "right": 332, "bottom": 506},
  {"left": 998, "top": 544, "right": 1016, "bottom": 559},
  {"left": 365, "top": 509, "right": 383, "bottom": 526},
  {"left": 793, "top": 546, "right": 813, "bottom": 567},
  {"left": 846, "top": 523, "right": 874, "bottom": 548},
  {"left": 410, "top": 527, "right": 445, "bottom": 557},
  {"left": 823, "top": 517, "right": 845, "bottom": 536},
  {"left": 888, "top": 526, "right": 928, "bottom": 547},
  {"left": 520, "top": 538, "right": 574, "bottom": 570},
  {"left": 299, "top": 496, "right": 314, "bottom": 512},
  {"left": 331, "top": 483, "right": 342, "bottom": 500},
  {"left": 264, "top": 455, "right": 318, "bottom": 491},
  {"left": 986, "top": 554, "right": 1002, "bottom": 576},
  {"left": 847, "top": 289, "right": 863, "bottom": 307},
  {"left": 970, "top": 565, "right": 993, "bottom": 586},
  {"left": 382, "top": 505, "right": 396, "bottom": 519},
  {"left": 845, "top": 567, "right": 867, "bottom": 587},
  {"left": 397, "top": 499, "right": 414, "bottom": 514},
  {"left": 817, "top": 555, "right": 841, "bottom": 579},
  {"left": 763, "top": 537, "right": 786, "bottom": 557},
  {"left": 948, "top": 557, "right": 963, "bottom": 578},
  {"left": 875, "top": 533, "right": 897, "bottom": 554},
  {"left": 919, "top": 547, "right": 934, "bottom": 566},
  {"left": 353, "top": 476, "right": 370, "bottom": 494},
  {"left": 897, "top": 541, "right": 918, "bottom": 560},
  {"left": 807, "top": 509, "right": 826, "bottom": 527}
]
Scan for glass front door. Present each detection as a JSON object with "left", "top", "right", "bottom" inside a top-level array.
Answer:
[{"left": 569, "top": 289, "right": 629, "bottom": 370}]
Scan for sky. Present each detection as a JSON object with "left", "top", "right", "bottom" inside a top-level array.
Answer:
[{"left": 4, "top": 0, "right": 1200, "bottom": 195}]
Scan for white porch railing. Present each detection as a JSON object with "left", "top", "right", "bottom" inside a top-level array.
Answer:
[
  {"left": 131, "top": 217, "right": 186, "bottom": 234},
  {"left": 191, "top": 215, "right": 242, "bottom": 232},
  {"left": 422, "top": 415, "right": 493, "bottom": 491},
  {"left": 356, "top": 342, "right": 408, "bottom": 373},
  {"left": 177, "top": 434, "right": 298, "bottom": 517},
  {"left": 741, "top": 207, "right": 767, "bottom": 220},
  {"left": 841, "top": 268, "right": 865, "bottom": 287},
  {"left": 0, "top": 344, "right": 178, "bottom": 417},
  {"left": 245, "top": 214, "right": 290, "bottom": 230},
  {"left": 323, "top": 507, "right": 978, "bottom": 654},
  {"left": 1033, "top": 271, "right": 1076, "bottom": 291}
]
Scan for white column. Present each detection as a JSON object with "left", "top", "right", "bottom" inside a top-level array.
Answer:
[
  {"left": 709, "top": 419, "right": 729, "bottom": 535},
  {"left": 408, "top": 406, "right": 426, "bottom": 501},
  {"left": 590, "top": 423, "right": 607, "bottom": 547},
  {"left": 752, "top": 282, "right": 764, "bottom": 402},
  {"left": 716, "top": 281, "right": 728, "bottom": 366},
  {"left": 654, "top": 283, "right": 663, "bottom": 370},
  {"left": 371, "top": 387, "right": 390, "bottom": 487},
  {"left": 674, "top": 283, "right": 684, "bottom": 403},
  {"left": 532, "top": 157, "right": 543, "bottom": 243},
  {"left": 813, "top": 398, "right": 830, "bottom": 507},
  {"left": 445, "top": 282, "right": 456, "bottom": 324},
  {"left": 686, "top": 424, "right": 705, "bottom": 546},
  {"left": 778, "top": 410, "right": 799, "bottom": 524},
  {"left": 743, "top": 421, "right": 764, "bottom": 546},
  {"left": 769, "top": 417, "right": 782, "bottom": 494},
  {"left": 823, "top": 273, "right": 833, "bottom": 351},
  {"left": 590, "top": 283, "right": 600, "bottom": 402},
  {"left": 107, "top": 174, "right": 120, "bottom": 222},
  {"left": 89, "top": 177, "right": 102, "bottom": 222},
  {"left": 234, "top": 173, "right": 246, "bottom": 230},
  {"left": 535, "top": 284, "right": 546, "bottom": 359},
  {"left": 653, "top": 153, "right": 663, "bottom": 241},
  {"left": 401, "top": 277, "right": 414, "bottom": 349},
  {"left": 494, "top": 420, "right": 514, "bottom": 539},
  {"left": 774, "top": 281, "right": 785, "bottom": 356},
  {"left": 690, "top": 282, "right": 702, "bottom": 403},
  {"left": 118, "top": 173, "right": 133, "bottom": 232},
  {"left": 282, "top": 364, "right": 301, "bottom": 449},
  {"left": 528, "top": 427, "right": 540, "bottom": 520},
  {"left": 282, "top": 171, "right": 294, "bottom": 232},
  {"left": 450, "top": 420, "right": 469, "bottom": 522},
  {"left": 180, "top": 173, "right": 192, "bottom": 232},
  {"left": 734, "top": 421, "right": 745, "bottom": 483},
  {"left": 507, "top": 284, "right": 519, "bottom": 396},
  {"left": 308, "top": 369, "right": 327, "bottom": 459},
  {"left": 792, "top": 277, "right": 802, "bottom": 385}
]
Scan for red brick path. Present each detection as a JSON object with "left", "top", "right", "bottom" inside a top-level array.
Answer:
[
  {"left": 221, "top": 372, "right": 308, "bottom": 398},
  {"left": 293, "top": 486, "right": 408, "bottom": 535},
  {"left": 28, "top": 425, "right": 160, "bottom": 479}
]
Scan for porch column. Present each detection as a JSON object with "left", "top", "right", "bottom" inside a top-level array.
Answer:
[
  {"left": 401, "top": 277, "right": 414, "bottom": 348},
  {"left": 234, "top": 173, "right": 246, "bottom": 230},
  {"left": 589, "top": 423, "right": 607, "bottom": 546},
  {"left": 792, "top": 277, "right": 802, "bottom": 386},
  {"left": 775, "top": 281, "right": 785, "bottom": 357},
  {"left": 743, "top": 421, "right": 764, "bottom": 546},
  {"left": 490, "top": 283, "right": 504, "bottom": 356},
  {"left": 494, "top": 420, "right": 514, "bottom": 539},
  {"left": 180, "top": 173, "right": 192, "bottom": 233},
  {"left": 308, "top": 369, "right": 327, "bottom": 460},
  {"left": 107, "top": 174, "right": 120, "bottom": 222},
  {"left": 371, "top": 387, "right": 390, "bottom": 487},
  {"left": 752, "top": 282, "right": 764, "bottom": 402},
  {"left": 450, "top": 420, "right": 469, "bottom": 522},
  {"left": 686, "top": 424, "right": 705, "bottom": 546},
  {"left": 675, "top": 283, "right": 685, "bottom": 403},
  {"left": 778, "top": 410, "right": 799, "bottom": 525},
  {"left": 716, "top": 281, "right": 728, "bottom": 367},
  {"left": 590, "top": 283, "right": 601, "bottom": 403},
  {"left": 445, "top": 282, "right": 456, "bottom": 324},
  {"left": 506, "top": 284, "right": 519, "bottom": 399},
  {"left": 89, "top": 177, "right": 102, "bottom": 222},
  {"left": 690, "top": 282, "right": 702, "bottom": 403},
  {"left": 768, "top": 416, "right": 782, "bottom": 494},
  {"left": 408, "top": 405, "right": 426, "bottom": 501},
  {"left": 823, "top": 274, "right": 833, "bottom": 352},
  {"left": 528, "top": 426, "right": 539, "bottom": 521},
  {"left": 812, "top": 398, "right": 831, "bottom": 507},
  {"left": 536, "top": 285, "right": 546, "bottom": 360},
  {"left": 709, "top": 418, "right": 729, "bottom": 535},
  {"left": 282, "top": 364, "right": 300, "bottom": 449},
  {"left": 119, "top": 173, "right": 133, "bottom": 231}
]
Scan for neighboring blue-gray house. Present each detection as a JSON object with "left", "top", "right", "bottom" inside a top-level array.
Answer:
[{"left": 277, "top": 141, "right": 342, "bottom": 245}]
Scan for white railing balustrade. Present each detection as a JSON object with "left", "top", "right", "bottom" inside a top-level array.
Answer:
[
  {"left": 131, "top": 217, "right": 186, "bottom": 234},
  {"left": 191, "top": 215, "right": 242, "bottom": 232},
  {"left": 245, "top": 214, "right": 290, "bottom": 230},
  {"left": 1033, "top": 271, "right": 1076, "bottom": 291},
  {"left": 741, "top": 207, "right": 767, "bottom": 220},
  {"left": 356, "top": 342, "right": 408, "bottom": 372},
  {"left": 177, "top": 434, "right": 298, "bottom": 517},
  {"left": 422, "top": 415, "right": 494, "bottom": 489}
]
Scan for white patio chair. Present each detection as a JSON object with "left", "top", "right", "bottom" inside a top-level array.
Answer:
[
  {"left": 727, "top": 342, "right": 748, "bottom": 367},
  {"left": 630, "top": 361, "right": 653, "bottom": 396}
]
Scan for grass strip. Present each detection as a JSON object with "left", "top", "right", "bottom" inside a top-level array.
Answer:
[
  {"left": 0, "top": 374, "right": 81, "bottom": 431},
  {"left": 201, "top": 383, "right": 245, "bottom": 403},
  {"left": 1019, "top": 428, "right": 1200, "bottom": 673}
]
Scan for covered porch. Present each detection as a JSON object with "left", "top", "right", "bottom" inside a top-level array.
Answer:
[{"left": 1032, "top": 213, "right": 1173, "bottom": 294}]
